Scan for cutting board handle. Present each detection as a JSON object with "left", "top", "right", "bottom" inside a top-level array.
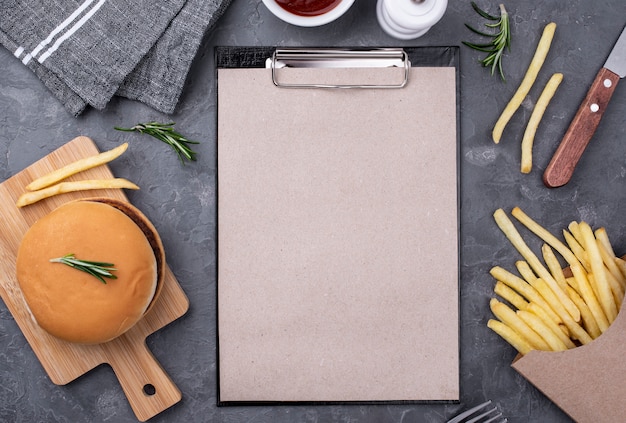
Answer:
[{"left": 105, "top": 337, "right": 181, "bottom": 422}]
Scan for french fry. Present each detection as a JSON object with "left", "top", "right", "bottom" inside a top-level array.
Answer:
[
  {"left": 597, "top": 238, "right": 626, "bottom": 288},
  {"left": 606, "top": 267, "right": 625, "bottom": 305},
  {"left": 529, "top": 277, "right": 568, "bottom": 322},
  {"left": 515, "top": 260, "right": 537, "bottom": 284},
  {"left": 615, "top": 257, "right": 626, "bottom": 280},
  {"left": 25, "top": 143, "right": 129, "bottom": 191},
  {"left": 595, "top": 228, "right": 617, "bottom": 261},
  {"left": 542, "top": 244, "right": 567, "bottom": 291},
  {"left": 579, "top": 222, "right": 618, "bottom": 323},
  {"left": 566, "top": 285, "right": 602, "bottom": 339},
  {"left": 494, "top": 208, "right": 580, "bottom": 322},
  {"left": 568, "top": 221, "right": 584, "bottom": 247},
  {"left": 495, "top": 281, "right": 529, "bottom": 311},
  {"left": 492, "top": 22, "right": 557, "bottom": 143},
  {"left": 526, "top": 303, "right": 575, "bottom": 348},
  {"left": 532, "top": 278, "right": 592, "bottom": 344},
  {"left": 490, "top": 298, "right": 550, "bottom": 350},
  {"left": 565, "top": 276, "right": 578, "bottom": 293},
  {"left": 585, "top": 273, "right": 601, "bottom": 301},
  {"left": 520, "top": 73, "right": 563, "bottom": 173},
  {"left": 511, "top": 207, "right": 580, "bottom": 267},
  {"left": 16, "top": 178, "right": 139, "bottom": 207},
  {"left": 563, "top": 230, "right": 591, "bottom": 272},
  {"left": 490, "top": 266, "right": 561, "bottom": 324},
  {"left": 517, "top": 310, "right": 568, "bottom": 351},
  {"left": 487, "top": 319, "right": 533, "bottom": 355},
  {"left": 578, "top": 248, "right": 623, "bottom": 312},
  {"left": 591, "top": 271, "right": 624, "bottom": 311},
  {"left": 570, "top": 263, "right": 608, "bottom": 332}
]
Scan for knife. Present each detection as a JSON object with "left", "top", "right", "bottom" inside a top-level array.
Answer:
[{"left": 543, "top": 25, "right": 626, "bottom": 188}]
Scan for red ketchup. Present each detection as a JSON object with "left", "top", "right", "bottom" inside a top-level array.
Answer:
[{"left": 275, "top": 0, "right": 343, "bottom": 16}]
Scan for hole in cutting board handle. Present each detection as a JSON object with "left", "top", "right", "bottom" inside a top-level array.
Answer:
[{"left": 143, "top": 383, "right": 156, "bottom": 396}]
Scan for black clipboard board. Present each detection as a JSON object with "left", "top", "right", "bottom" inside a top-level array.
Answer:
[{"left": 215, "top": 46, "right": 461, "bottom": 405}]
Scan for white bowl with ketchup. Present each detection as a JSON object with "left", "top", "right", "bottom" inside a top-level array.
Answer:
[{"left": 262, "top": 0, "right": 355, "bottom": 26}]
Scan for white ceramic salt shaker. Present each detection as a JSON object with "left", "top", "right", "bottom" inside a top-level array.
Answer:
[{"left": 377, "top": 0, "right": 448, "bottom": 40}]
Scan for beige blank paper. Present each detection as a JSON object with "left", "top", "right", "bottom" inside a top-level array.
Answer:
[{"left": 218, "top": 65, "right": 458, "bottom": 402}]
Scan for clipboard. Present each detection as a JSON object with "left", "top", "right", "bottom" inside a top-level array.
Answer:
[{"left": 216, "top": 46, "right": 460, "bottom": 404}]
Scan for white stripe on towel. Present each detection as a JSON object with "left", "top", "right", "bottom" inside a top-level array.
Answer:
[
  {"left": 38, "top": 0, "right": 107, "bottom": 64},
  {"left": 28, "top": 0, "right": 98, "bottom": 64},
  {"left": 19, "top": 0, "right": 105, "bottom": 65},
  {"left": 13, "top": 46, "right": 24, "bottom": 58}
]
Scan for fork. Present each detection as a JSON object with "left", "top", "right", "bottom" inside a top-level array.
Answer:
[{"left": 446, "top": 400, "right": 507, "bottom": 423}]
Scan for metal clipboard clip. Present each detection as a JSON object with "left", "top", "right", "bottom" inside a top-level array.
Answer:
[{"left": 269, "top": 48, "right": 410, "bottom": 89}]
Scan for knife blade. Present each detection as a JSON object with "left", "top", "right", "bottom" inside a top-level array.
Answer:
[{"left": 543, "top": 25, "right": 626, "bottom": 188}]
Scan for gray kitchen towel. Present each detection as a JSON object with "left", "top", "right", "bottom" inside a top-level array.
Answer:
[
  {"left": 0, "top": 0, "right": 230, "bottom": 116},
  {"left": 117, "top": 0, "right": 230, "bottom": 114}
]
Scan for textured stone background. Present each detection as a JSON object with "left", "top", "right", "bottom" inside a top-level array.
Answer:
[{"left": 1, "top": 0, "right": 625, "bottom": 422}]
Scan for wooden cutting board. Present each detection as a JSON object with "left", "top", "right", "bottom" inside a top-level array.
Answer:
[{"left": 0, "top": 136, "right": 189, "bottom": 421}]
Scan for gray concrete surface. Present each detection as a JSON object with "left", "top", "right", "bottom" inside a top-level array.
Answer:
[{"left": 1, "top": 0, "right": 625, "bottom": 422}]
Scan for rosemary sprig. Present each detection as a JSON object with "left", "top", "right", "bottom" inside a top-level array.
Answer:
[
  {"left": 50, "top": 253, "right": 117, "bottom": 284},
  {"left": 462, "top": 2, "right": 511, "bottom": 81},
  {"left": 114, "top": 122, "right": 199, "bottom": 163}
]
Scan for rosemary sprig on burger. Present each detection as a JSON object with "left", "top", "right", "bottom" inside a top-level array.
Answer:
[{"left": 50, "top": 253, "right": 117, "bottom": 284}]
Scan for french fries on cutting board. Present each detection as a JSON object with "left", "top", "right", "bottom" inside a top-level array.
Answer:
[
  {"left": 488, "top": 207, "right": 626, "bottom": 355},
  {"left": 16, "top": 142, "right": 138, "bottom": 207}
]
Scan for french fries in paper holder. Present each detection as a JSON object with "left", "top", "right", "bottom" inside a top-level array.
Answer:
[{"left": 488, "top": 207, "right": 625, "bottom": 355}]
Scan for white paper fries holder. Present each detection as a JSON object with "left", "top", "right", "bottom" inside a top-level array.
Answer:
[
  {"left": 268, "top": 48, "right": 411, "bottom": 89},
  {"left": 376, "top": 0, "right": 448, "bottom": 40}
]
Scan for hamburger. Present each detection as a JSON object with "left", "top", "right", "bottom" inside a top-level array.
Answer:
[{"left": 16, "top": 198, "right": 164, "bottom": 344}]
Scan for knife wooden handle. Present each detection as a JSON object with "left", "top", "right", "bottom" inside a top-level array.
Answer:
[{"left": 543, "top": 67, "right": 620, "bottom": 187}]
